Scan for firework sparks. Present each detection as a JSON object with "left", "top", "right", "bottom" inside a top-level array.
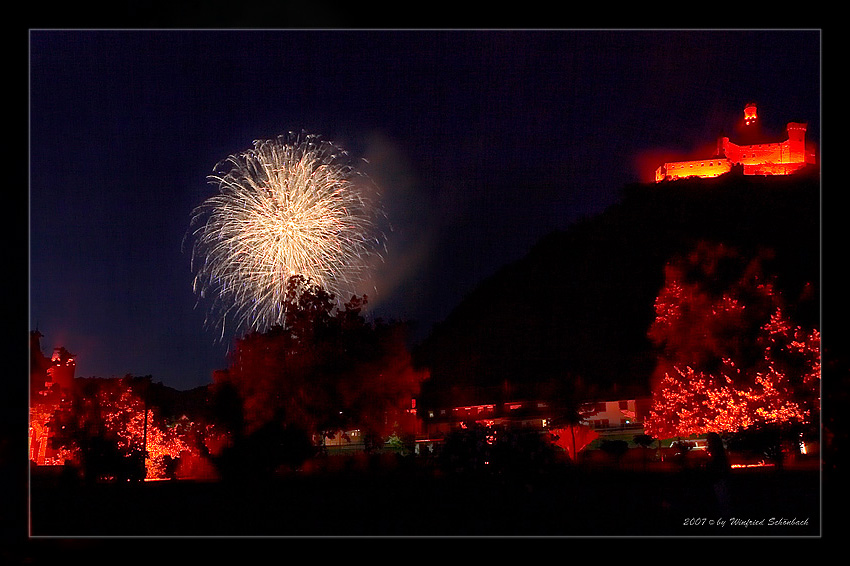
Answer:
[{"left": 187, "top": 132, "right": 385, "bottom": 339}]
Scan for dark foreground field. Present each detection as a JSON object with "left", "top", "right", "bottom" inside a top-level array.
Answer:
[{"left": 28, "top": 463, "right": 823, "bottom": 538}]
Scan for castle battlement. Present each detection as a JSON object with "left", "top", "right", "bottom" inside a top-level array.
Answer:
[{"left": 655, "top": 104, "right": 817, "bottom": 182}]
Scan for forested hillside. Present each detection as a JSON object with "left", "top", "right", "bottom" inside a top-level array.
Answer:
[{"left": 414, "top": 168, "right": 820, "bottom": 407}]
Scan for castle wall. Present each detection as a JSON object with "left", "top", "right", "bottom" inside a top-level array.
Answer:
[
  {"left": 655, "top": 120, "right": 813, "bottom": 182},
  {"left": 722, "top": 139, "right": 788, "bottom": 166},
  {"left": 656, "top": 158, "right": 731, "bottom": 182},
  {"left": 721, "top": 125, "right": 806, "bottom": 167}
]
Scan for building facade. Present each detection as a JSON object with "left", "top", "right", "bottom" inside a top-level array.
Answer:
[{"left": 416, "top": 393, "right": 653, "bottom": 452}]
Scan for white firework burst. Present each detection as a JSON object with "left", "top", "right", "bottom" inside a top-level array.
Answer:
[{"left": 187, "top": 132, "right": 385, "bottom": 339}]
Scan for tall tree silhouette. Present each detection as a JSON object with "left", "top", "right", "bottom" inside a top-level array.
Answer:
[{"left": 217, "top": 275, "right": 426, "bottom": 452}]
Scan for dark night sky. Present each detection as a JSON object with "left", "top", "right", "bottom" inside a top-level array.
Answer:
[{"left": 28, "top": 29, "right": 821, "bottom": 390}]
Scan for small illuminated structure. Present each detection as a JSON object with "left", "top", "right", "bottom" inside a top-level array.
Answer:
[
  {"left": 655, "top": 104, "right": 817, "bottom": 182},
  {"left": 47, "top": 347, "right": 76, "bottom": 391},
  {"left": 744, "top": 102, "right": 758, "bottom": 126}
]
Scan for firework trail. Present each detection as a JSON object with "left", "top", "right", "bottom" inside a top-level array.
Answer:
[{"left": 187, "top": 132, "right": 386, "bottom": 339}]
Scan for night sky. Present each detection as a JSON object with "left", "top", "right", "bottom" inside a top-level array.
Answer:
[{"left": 28, "top": 30, "right": 821, "bottom": 391}]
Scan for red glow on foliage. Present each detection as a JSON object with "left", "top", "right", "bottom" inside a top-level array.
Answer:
[
  {"left": 218, "top": 277, "right": 427, "bottom": 445},
  {"left": 30, "top": 377, "right": 221, "bottom": 480},
  {"left": 644, "top": 244, "right": 820, "bottom": 440}
]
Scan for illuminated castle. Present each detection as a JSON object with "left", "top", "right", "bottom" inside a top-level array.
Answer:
[{"left": 655, "top": 103, "right": 817, "bottom": 182}]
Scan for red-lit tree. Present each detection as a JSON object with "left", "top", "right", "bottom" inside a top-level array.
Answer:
[
  {"left": 216, "top": 275, "right": 426, "bottom": 451},
  {"left": 48, "top": 376, "right": 193, "bottom": 480},
  {"left": 644, "top": 242, "right": 819, "bottom": 440}
]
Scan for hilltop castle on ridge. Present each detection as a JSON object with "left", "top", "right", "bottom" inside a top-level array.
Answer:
[{"left": 655, "top": 103, "right": 817, "bottom": 182}]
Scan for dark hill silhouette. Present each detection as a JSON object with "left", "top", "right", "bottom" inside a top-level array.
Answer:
[{"left": 414, "top": 168, "right": 820, "bottom": 409}]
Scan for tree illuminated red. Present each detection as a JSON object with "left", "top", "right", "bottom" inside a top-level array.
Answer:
[
  {"left": 36, "top": 376, "right": 217, "bottom": 480},
  {"left": 217, "top": 275, "right": 426, "bottom": 446},
  {"left": 644, "top": 242, "right": 820, "bottom": 440}
]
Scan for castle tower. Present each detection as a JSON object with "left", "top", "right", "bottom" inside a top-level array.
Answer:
[
  {"left": 744, "top": 102, "right": 758, "bottom": 126},
  {"left": 785, "top": 122, "right": 808, "bottom": 164},
  {"left": 47, "top": 347, "right": 76, "bottom": 391},
  {"left": 736, "top": 102, "right": 763, "bottom": 145}
]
